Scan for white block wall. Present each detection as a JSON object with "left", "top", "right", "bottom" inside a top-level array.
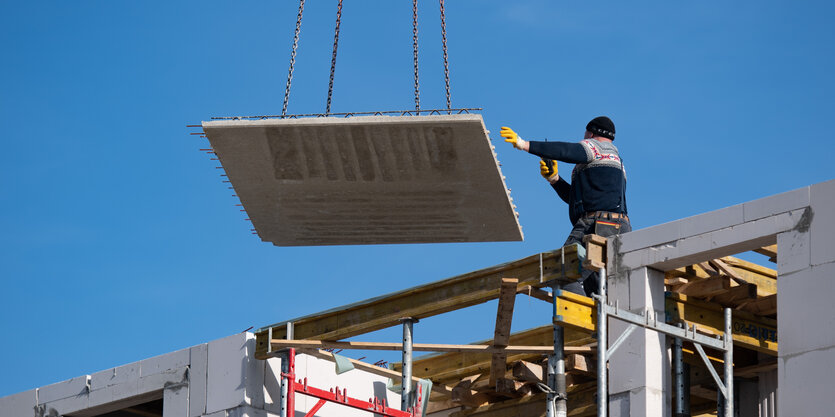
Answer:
[{"left": 0, "top": 333, "right": 401, "bottom": 417}]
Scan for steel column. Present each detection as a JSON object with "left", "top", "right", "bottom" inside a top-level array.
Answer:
[
  {"left": 723, "top": 308, "right": 734, "bottom": 417},
  {"left": 400, "top": 317, "right": 417, "bottom": 411},
  {"left": 547, "top": 285, "right": 567, "bottom": 417},
  {"left": 673, "top": 327, "right": 690, "bottom": 417},
  {"left": 597, "top": 266, "right": 608, "bottom": 417}
]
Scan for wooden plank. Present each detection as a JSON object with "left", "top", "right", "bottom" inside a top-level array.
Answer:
[
  {"left": 668, "top": 256, "right": 776, "bottom": 297},
  {"left": 710, "top": 258, "right": 748, "bottom": 286},
  {"left": 490, "top": 278, "right": 518, "bottom": 387},
  {"left": 451, "top": 375, "right": 490, "bottom": 407},
  {"left": 300, "top": 349, "right": 455, "bottom": 396},
  {"left": 450, "top": 383, "right": 598, "bottom": 417},
  {"left": 565, "top": 354, "right": 596, "bottom": 377},
  {"left": 709, "top": 283, "right": 758, "bottom": 306},
  {"left": 451, "top": 392, "right": 547, "bottom": 417},
  {"left": 753, "top": 244, "right": 778, "bottom": 262},
  {"left": 511, "top": 360, "right": 544, "bottom": 383},
  {"left": 582, "top": 234, "right": 606, "bottom": 272},
  {"left": 270, "top": 339, "right": 572, "bottom": 354},
  {"left": 666, "top": 292, "right": 778, "bottom": 355},
  {"left": 392, "top": 325, "right": 594, "bottom": 385},
  {"left": 517, "top": 285, "right": 552, "bottom": 303},
  {"left": 736, "top": 294, "right": 777, "bottom": 316},
  {"left": 676, "top": 276, "right": 731, "bottom": 298},
  {"left": 255, "top": 245, "right": 584, "bottom": 358}
]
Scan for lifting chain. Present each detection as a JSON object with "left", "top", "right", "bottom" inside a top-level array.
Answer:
[
  {"left": 412, "top": 0, "right": 421, "bottom": 112},
  {"left": 439, "top": 0, "right": 451, "bottom": 111},
  {"left": 282, "top": 0, "right": 306, "bottom": 117},
  {"left": 326, "top": 0, "right": 343, "bottom": 114}
]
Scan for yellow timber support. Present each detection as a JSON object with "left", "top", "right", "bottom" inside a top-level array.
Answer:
[{"left": 552, "top": 291, "right": 777, "bottom": 356}]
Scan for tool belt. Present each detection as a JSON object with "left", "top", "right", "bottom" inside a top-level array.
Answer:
[{"left": 584, "top": 211, "right": 629, "bottom": 222}]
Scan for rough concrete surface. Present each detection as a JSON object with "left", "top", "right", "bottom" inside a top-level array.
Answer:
[{"left": 202, "top": 114, "right": 523, "bottom": 246}]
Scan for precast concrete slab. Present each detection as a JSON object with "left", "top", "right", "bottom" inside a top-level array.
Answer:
[{"left": 202, "top": 114, "right": 523, "bottom": 246}]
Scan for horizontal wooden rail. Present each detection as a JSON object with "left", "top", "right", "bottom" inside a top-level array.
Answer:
[{"left": 270, "top": 339, "right": 593, "bottom": 354}]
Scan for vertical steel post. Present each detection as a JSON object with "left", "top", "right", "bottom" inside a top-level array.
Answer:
[
  {"left": 724, "top": 308, "right": 733, "bottom": 417},
  {"left": 597, "top": 266, "right": 608, "bottom": 417},
  {"left": 286, "top": 348, "right": 296, "bottom": 417},
  {"left": 547, "top": 286, "right": 567, "bottom": 417},
  {"left": 673, "top": 326, "right": 690, "bottom": 417},
  {"left": 401, "top": 317, "right": 416, "bottom": 411}
]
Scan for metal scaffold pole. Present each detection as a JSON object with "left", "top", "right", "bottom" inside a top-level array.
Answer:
[
  {"left": 547, "top": 286, "right": 567, "bottom": 417},
  {"left": 673, "top": 325, "right": 690, "bottom": 417},
  {"left": 723, "top": 307, "right": 734, "bottom": 417},
  {"left": 400, "top": 317, "right": 417, "bottom": 411},
  {"left": 597, "top": 265, "right": 608, "bottom": 417}
]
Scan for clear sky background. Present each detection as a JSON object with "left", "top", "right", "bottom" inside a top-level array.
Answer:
[{"left": 1, "top": 0, "right": 833, "bottom": 397}]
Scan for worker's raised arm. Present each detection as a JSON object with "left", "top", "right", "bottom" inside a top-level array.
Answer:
[
  {"left": 527, "top": 141, "right": 590, "bottom": 164},
  {"left": 500, "top": 126, "right": 591, "bottom": 164}
]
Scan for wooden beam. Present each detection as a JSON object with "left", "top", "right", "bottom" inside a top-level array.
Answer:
[
  {"left": 582, "top": 234, "right": 606, "bottom": 272},
  {"left": 392, "top": 325, "right": 595, "bottom": 385},
  {"left": 709, "top": 258, "right": 748, "bottom": 286},
  {"left": 676, "top": 276, "right": 731, "bottom": 298},
  {"left": 709, "top": 283, "right": 758, "bottom": 306},
  {"left": 666, "top": 292, "right": 778, "bottom": 355},
  {"left": 517, "top": 285, "right": 552, "bottom": 303},
  {"left": 300, "top": 349, "right": 455, "bottom": 396},
  {"left": 255, "top": 245, "right": 584, "bottom": 358},
  {"left": 736, "top": 294, "right": 777, "bottom": 316},
  {"left": 668, "top": 256, "right": 776, "bottom": 297},
  {"left": 511, "top": 360, "right": 544, "bottom": 383},
  {"left": 565, "top": 354, "right": 596, "bottom": 377},
  {"left": 753, "top": 244, "right": 778, "bottom": 263},
  {"left": 490, "top": 278, "right": 518, "bottom": 387},
  {"left": 270, "top": 339, "right": 577, "bottom": 355}
]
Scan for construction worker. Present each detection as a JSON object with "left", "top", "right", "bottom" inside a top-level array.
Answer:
[{"left": 501, "top": 116, "right": 630, "bottom": 296}]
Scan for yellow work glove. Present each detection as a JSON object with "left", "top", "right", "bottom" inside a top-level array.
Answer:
[
  {"left": 540, "top": 159, "right": 558, "bottom": 183},
  {"left": 500, "top": 126, "right": 528, "bottom": 151}
]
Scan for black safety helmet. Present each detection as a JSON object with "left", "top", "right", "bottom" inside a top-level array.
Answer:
[{"left": 586, "top": 116, "right": 615, "bottom": 140}]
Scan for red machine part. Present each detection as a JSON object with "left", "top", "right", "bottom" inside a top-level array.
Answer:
[{"left": 281, "top": 348, "right": 421, "bottom": 417}]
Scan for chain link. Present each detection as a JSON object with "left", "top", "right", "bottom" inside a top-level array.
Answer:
[
  {"left": 326, "top": 0, "right": 344, "bottom": 114},
  {"left": 440, "top": 0, "right": 451, "bottom": 112},
  {"left": 412, "top": 0, "right": 420, "bottom": 112},
  {"left": 282, "top": 0, "right": 306, "bottom": 117}
]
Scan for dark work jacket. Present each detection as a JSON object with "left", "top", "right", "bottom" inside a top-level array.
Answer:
[{"left": 528, "top": 139, "right": 627, "bottom": 225}]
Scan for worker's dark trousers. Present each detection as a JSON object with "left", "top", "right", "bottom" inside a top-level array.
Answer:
[{"left": 561, "top": 217, "right": 632, "bottom": 297}]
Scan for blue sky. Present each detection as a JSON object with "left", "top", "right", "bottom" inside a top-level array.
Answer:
[{"left": 1, "top": 1, "right": 833, "bottom": 397}]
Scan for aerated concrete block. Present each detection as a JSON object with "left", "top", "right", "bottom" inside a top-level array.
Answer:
[
  {"left": 810, "top": 179, "right": 835, "bottom": 266},
  {"left": 778, "top": 345, "right": 835, "bottom": 416},
  {"left": 778, "top": 262, "right": 835, "bottom": 355},
  {"left": 777, "top": 227, "right": 809, "bottom": 276},
  {"left": 37, "top": 375, "right": 90, "bottom": 404},
  {"left": 0, "top": 389, "right": 36, "bottom": 417},
  {"left": 90, "top": 361, "right": 140, "bottom": 391},
  {"left": 206, "top": 333, "right": 249, "bottom": 414},
  {"left": 618, "top": 220, "right": 681, "bottom": 253},
  {"left": 139, "top": 347, "right": 190, "bottom": 377},
  {"left": 743, "top": 185, "right": 810, "bottom": 222},
  {"left": 189, "top": 343, "right": 209, "bottom": 417},
  {"left": 164, "top": 385, "right": 189, "bottom": 417},
  {"left": 202, "top": 115, "right": 523, "bottom": 246},
  {"left": 679, "top": 203, "right": 744, "bottom": 238}
]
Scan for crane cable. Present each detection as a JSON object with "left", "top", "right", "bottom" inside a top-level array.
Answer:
[
  {"left": 412, "top": 0, "right": 421, "bottom": 112},
  {"left": 281, "top": 0, "right": 452, "bottom": 116},
  {"left": 282, "top": 0, "right": 306, "bottom": 117},
  {"left": 326, "top": 0, "right": 344, "bottom": 114},
  {"left": 440, "top": 0, "right": 451, "bottom": 111}
]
